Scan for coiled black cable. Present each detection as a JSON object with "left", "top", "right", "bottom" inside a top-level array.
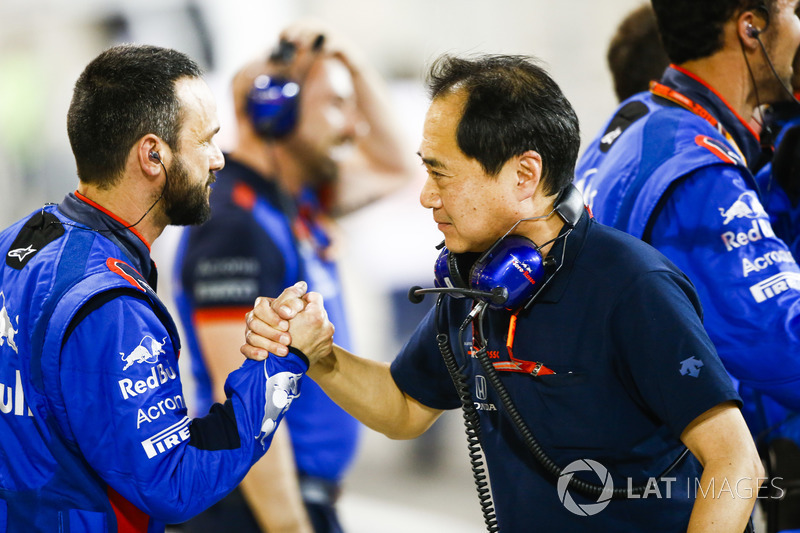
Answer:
[
  {"left": 434, "top": 296, "right": 499, "bottom": 532},
  {"left": 435, "top": 297, "right": 688, "bottom": 511}
]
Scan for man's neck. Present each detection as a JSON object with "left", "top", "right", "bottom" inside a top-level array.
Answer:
[
  {"left": 517, "top": 195, "right": 566, "bottom": 258},
  {"left": 76, "top": 183, "right": 165, "bottom": 245},
  {"left": 678, "top": 48, "right": 757, "bottom": 123}
]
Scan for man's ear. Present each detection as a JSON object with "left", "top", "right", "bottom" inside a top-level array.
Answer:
[
  {"left": 515, "top": 150, "right": 542, "bottom": 200},
  {"left": 737, "top": 9, "right": 764, "bottom": 51},
  {"left": 137, "top": 134, "right": 166, "bottom": 179}
]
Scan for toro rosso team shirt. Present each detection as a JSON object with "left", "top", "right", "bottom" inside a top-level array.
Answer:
[
  {"left": 0, "top": 192, "right": 308, "bottom": 532},
  {"left": 391, "top": 213, "right": 741, "bottom": 532},
  {"left": 575, "top": 65, "right": 800, "bottom": 413}
]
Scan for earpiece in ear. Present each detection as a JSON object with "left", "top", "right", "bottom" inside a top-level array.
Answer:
[
  {"left": 747, "top": 23, "right": 762, "bottom": 38},
  {"left": 149, "top": 151, "right": 161, "bottom": 162}
]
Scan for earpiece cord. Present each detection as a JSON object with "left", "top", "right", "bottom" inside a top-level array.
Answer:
[
  {"left": 750, "top": 28, "right": 800, "bottom": 197},
  {"left": 740, "top": 37, "right": 766, "bottom": 133},
  {"left": 43, "top": 159, "right": 169, "bottom": 234},
  {"left": 754, "top": 34, "right": 800, "bottom": 107},
  {"left": 741, "top": 32, "right": 788, "bottom": 196}
]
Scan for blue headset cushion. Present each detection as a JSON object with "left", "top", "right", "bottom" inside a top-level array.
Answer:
[
  {"left": 247, "top": 76, "right": 300, "bottom": 138},
  {"left": 470, "top": 235, "right": 544, "bottom": 310}
]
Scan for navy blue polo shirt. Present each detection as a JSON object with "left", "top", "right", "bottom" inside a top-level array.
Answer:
[
  {"left": 174, "top": 157, "right": 358, "bottom": 482},
  {"left": 391, "top": 212, "right": 741, "bottom": 532}
]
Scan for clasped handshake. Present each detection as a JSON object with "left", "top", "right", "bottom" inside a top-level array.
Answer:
[{"left": 241, "top": 281, "right": 334, "bottom": 365}]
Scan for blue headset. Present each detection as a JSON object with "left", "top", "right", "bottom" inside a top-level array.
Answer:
[
  {"left": 246, "top": 36, "right": 324, "bottom": 139},
  {"left": 433, "top": 184, "right": 585, "bottom": 311}
]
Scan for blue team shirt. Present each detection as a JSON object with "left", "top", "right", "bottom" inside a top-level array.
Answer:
[
  {"left": 576, "top": 66, "right": 800, "bottom": 447},
  {"left": 174, "top": 157, "right": 359, "bottom": 482},
  {"left": 390, "top": 212, "right": 740, "bottom": 532},
  {"left": 0, "top": 194, "right": 307, "bottom": 532}
]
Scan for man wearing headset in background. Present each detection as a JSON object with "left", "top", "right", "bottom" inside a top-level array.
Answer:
[
  {"left": 0, "top": 44, "right": 332, "bottom": 532},
  {"left": 241, "top": 54, "right": 762, "bottom": 532},
  {"left": 576, "top": 2, "right": 800, "bottom": 530},
  {"left": 173, "top": 21, "right": 416, "bottom": 533}
]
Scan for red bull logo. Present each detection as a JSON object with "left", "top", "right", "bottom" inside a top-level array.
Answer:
[
  {"left": 720, "top": 219, "right": 774, "bottom": 252},
  {"left": 121, "top": 335, "right": 167, "bottom": 370},
  {"left": 719, "top": 192, "right": 768, "bottom": 225},
  {"left": 118, "top": 363, "right": 178, "bottom": 400},
  {"left": 0, "top": 292, "right": 19, "bottom": 354}
]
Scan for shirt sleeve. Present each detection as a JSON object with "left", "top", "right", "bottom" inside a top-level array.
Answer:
[
  {"left": 179, "top": 206, "right": 290, "bottom": 310},
  {"left": 390, "top": 304, "right": 462, "bottom": 411},
  {"left": 59, "top": 293, "right": 307, "bottom": 523},
  {"left": 650, "top": 166, "right": 800, "bottom": 410},
  {"left": 609, "top": 269, "right": 741, "bottom": 439}
]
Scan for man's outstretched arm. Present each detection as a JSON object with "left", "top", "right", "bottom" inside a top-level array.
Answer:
[{"left": 243, "top": 285, "right": 443, "bottom": 440}]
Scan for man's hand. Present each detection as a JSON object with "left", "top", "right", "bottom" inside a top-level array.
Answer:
[
  {"left": 241, "top": 282, "right": 334, "bottom": 366},
  {"left": 279, "top": 19, "right": 366, "bottom": 69}
]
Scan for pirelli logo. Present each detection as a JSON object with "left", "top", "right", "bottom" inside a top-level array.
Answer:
[
  {"left": 749, "top": 272, "right": 800, "bottom": 303},
  {"left": 141, "top": 416, "right": 191, "bottom": 458}
]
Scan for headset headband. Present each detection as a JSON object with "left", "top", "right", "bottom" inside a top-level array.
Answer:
[{"left": 553, "top": 184, "right": 585, "bottom": 228}]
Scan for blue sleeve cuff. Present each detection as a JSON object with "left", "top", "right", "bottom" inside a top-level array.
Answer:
[{"left": 287, "top": 346, "right": 310, "bottom": 369}]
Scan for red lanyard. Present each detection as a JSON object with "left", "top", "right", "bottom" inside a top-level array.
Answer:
[
  {"left": 649, "top": 80, "right": 748, "bottom": 165},
  {"left": 482, "top": 312, "right": 556, "bottom": 376}
]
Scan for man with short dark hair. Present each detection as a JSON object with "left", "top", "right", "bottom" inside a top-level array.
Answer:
[
  {"left": 244, "top": 54, "right": 762, "bottom": 532},
  {"left": 0, "top": 44, "right": 330, "bottom": 532}
]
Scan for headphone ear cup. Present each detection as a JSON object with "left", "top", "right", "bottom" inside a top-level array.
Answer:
[
  {"left": 470, "top": 235, "right": 545, "bottom": 310},
  {"left": 247, "top": 75, "right": 300, "bottom": 139},
  {"left": 434, "top": 247, "right": 470, "bottom": 295}
]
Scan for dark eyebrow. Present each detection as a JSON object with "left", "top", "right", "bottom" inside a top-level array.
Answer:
[{"left": 416, "top": 151, "right": 447, "bottom": 170}]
